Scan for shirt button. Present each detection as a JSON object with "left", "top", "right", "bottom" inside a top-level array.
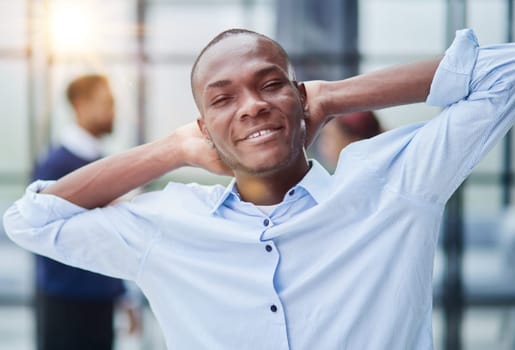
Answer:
[
  {"left": 265, "top": 244, "right": 272, "bottom": 252},
  {"left": 263, "top": 218, "right": 270, "bottom": 227},
  {"left": 289, "top": 189, "right": 295, "bottom": 196},
  {"left": 270, "top": 304, "right": 278, "bottom": 312}
]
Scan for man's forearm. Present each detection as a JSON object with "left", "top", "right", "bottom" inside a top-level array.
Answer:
[
  {"left": 41, "top": 133, "right": 184, "bottom": 209},
  {"left": 320, "top": 57, "right": 442, "bottom": 116}
]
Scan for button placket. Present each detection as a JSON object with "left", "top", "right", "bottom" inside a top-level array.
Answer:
[{"left": 260, "top": 217, "right": 280, "bottom": 315}]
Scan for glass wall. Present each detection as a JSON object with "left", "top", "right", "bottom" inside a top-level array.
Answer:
[{"left": 0, "top": 0, "right": 514, "bottom": 349}]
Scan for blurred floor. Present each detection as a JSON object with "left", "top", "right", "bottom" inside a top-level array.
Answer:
[
  {"left": 1, "top": 304, "right": 512, "bottom": 350},
  {"left": 1, "top": 241, "right": 514, "bottom": 350},
  {"left": 0, "top": 304, "right": 167, "bottom": 350}
]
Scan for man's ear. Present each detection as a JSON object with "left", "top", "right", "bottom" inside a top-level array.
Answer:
[
  {"left": 196, "top": 117, "right": 212, "bottom": 142},
  {"left": 294, "top": 81, "right": 309, "bottom": 118}
]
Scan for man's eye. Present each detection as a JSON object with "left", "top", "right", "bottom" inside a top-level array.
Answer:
[
  {"left": 211, "top": 96, "right": 232, "bottom": 106},
  {"left": 263, "top": 80, "right": 284, "bottom": 90}
]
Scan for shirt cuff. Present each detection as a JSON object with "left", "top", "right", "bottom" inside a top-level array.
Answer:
[
  {"left": 426, "top": 28, "right": 479, "bottom": 107},
  {"left": 16, "top": 180, "right": 87, "bottom": 227}
]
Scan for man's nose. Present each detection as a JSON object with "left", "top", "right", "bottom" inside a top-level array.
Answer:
[{"left": 238, "top": 90, "right": 269, "bottom": 119}]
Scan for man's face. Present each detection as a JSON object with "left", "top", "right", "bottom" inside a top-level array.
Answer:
[
  {"left": 194, "top": 35, "right": 307, "bottom": 176},
  {"left": 77, "top": 82, "right": 115, "bottom": 136}
]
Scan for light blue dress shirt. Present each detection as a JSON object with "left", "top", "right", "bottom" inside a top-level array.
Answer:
[{"left": 4, "top": 29, "right": 515, "bottom": 349}]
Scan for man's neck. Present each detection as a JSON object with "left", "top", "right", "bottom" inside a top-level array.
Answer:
[
  {"left": 77, "top": 118, "right": 103, "bottom": 138},
  {"left": 234, "top": 157, "right": 310, "bottom": 205}
]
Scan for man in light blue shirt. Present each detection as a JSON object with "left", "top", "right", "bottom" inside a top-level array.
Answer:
[{"left": 4, "top": 28, "right": 515, "bottom": 349}]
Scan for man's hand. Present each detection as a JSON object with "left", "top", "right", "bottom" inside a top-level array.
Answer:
[
  {"left": 303, "top": 80, "right": 334, "bottom": 148},
  {"left": 175, "top": 122, "right": 233, "bottom": 176}
]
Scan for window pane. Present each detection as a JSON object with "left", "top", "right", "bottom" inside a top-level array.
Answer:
[
  {"left": 474, "top": 141, "right": 502, "bottom": 174},
  {"left": 463, "top": 309, "right": 507, "bottom": 349},
  {"left": 359, "top": 0, "right": 446, "bottom": 57},
  {"left": 0, "top": 1, "right": 26, "bottom": 50},
  {"left": 468, "top": 0, "right": 508, "bottom": 45},
  {"left": 145, "top": 3, "right": 275, "bottom": 56},
  {"left": 0, "top": 60, "right": 29, "bottom": 175},
  {"left": 464, "top": 184, "right": 502, "bottom": 218},
  {"left": 48, "top": 0, "right": 137, "bottom": 55},
  {"left": 145, "top": 63, "right": 197, "bottom": 141}
]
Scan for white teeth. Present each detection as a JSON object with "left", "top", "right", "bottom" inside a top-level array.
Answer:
[{"left": 247, "top": 129, "right": 274, "bottom": 140}]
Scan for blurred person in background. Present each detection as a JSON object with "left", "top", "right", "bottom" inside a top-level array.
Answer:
[
  {"left": 317, "top": 111, "right": 383, "bottom": 170},
  {"left": 31, "top": 75, "right": 139, "bottom": 350}
]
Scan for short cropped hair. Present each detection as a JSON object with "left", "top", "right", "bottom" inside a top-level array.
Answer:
[
  {"left": 66, "top": 74, "right": 108, "bottom": 106},
  {"left": 190, "top": 28, "right": 295, "bottom": 107}
]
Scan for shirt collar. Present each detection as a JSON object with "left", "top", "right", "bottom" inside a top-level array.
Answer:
[
  {"left": 295, "top": 159, "right": 331, "bottom": 204},
  {"left": 60, "top": 123, "right": 102, "bottom": 161},
  {"left": 210, "top": 178, "right": 238, "bottom": 215},
  {"left": 209, "top": 159, "right": 331, "bottom": 215}
]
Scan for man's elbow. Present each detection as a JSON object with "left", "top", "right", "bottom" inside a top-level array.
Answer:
[{"left": 2, "top": 203, "right": 34, "bottom": 246}]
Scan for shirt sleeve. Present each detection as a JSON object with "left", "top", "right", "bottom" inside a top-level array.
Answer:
[
  {"left": 349, "top": 29, "right": 515, "bottom": 204},
  {"left": 2, "top": 180, "right": 160, "bottom": 281}
]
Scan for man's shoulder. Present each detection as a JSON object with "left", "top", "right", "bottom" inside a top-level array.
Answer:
[
  {"left": 164, "top": 181, "right": 227, "bottom": 203},
  {"left": 339, "top": 122, "right": 427, "bottom": 160},
  {"left": 333, "top": 122, "right": 430, "bottom": 181},
  {"left": 128, "top": 181, "right": 227, "bottom": 210}
]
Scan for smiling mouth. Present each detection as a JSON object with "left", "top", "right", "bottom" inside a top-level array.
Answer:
[
  {"left": 246, "top": 129, "right": 276, "bottom": 140},
  {"left": 242, "top": 126, "right": 283, "bottom": 142}
]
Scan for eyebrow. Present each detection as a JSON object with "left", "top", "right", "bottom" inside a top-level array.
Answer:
[
  {"left": 205, "top": 65, "right": 285, "bottom": 92},
  {"left": 206, "top": 80, "right": 232, "bottom": 90},
  {"left": 254, "top": 65, "right": 285, "bottom": 78}
]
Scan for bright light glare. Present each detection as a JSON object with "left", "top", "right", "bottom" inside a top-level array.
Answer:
[{"left": 50, "top": 3, "right": 97, "bottom": 53}]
